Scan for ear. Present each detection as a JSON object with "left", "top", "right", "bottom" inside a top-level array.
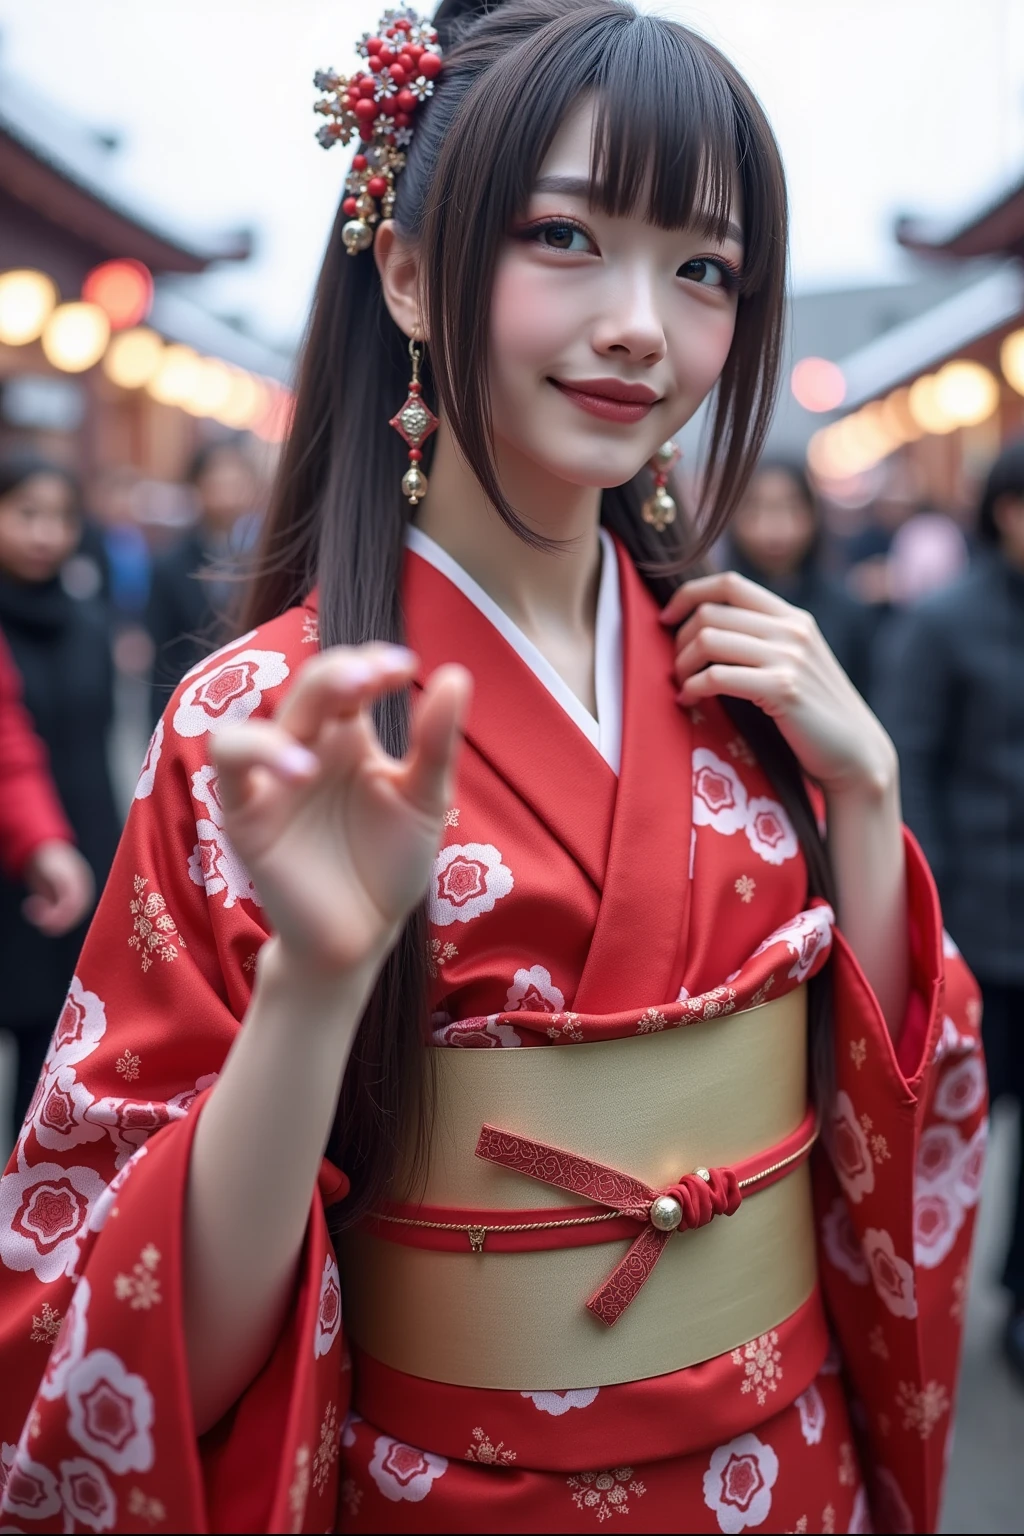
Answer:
[{"left": 374, "top": 222, "right": 427, "bottom": 341}]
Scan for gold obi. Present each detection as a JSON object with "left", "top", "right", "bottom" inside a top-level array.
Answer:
[{"left": 338, "top": 987, "right": 817, "bottom": 1390}]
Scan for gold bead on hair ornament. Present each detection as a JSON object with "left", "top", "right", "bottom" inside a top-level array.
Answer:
[{"left": 313, "top": 7, "right": 443, "bottom": 255}]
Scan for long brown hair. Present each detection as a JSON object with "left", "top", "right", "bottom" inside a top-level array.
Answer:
[{"left": 242, "top": 0, "right": 834, "bottom": 1226}]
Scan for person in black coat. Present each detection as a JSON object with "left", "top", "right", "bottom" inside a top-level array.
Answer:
[
  {"left": 0, "top": 451, "right": 121, "bottom": 1131},
  {"left": 723, "top": 458, "right": 875, "bottom": 698},
  {"left": 874, "top": 437, "right": 1024, "bottom": 1383},
  {"left": 146, "top": 442, "right": 260, "bottom": 725}
]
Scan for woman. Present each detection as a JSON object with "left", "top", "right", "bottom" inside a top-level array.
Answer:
[
  {"left": 725, "top": 458, "right": 874, "bottom": 697},
  {"left": 877, "top": 438, "right": 1024, "bottom": 1386},
  {"left": 0, "top": 452, "right": 118, "bottom": 1132},
  {"left": 0, "top": 3, "right": 982, "bottom": 1532}
]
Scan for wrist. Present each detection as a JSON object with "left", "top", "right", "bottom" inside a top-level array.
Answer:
[
  {"left": 254, "top": 933, "right": 383, "bottom": 1020},
  {"left": 823, "top": 733, "right": 899, "bottom": 805}
]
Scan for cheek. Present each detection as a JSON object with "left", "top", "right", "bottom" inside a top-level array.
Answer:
[
  {"left": 668, "top": 303, "right": 737, "bottom": 396},
  {"left": 489, "top": 258, "right": 578, "bottom": 380}
]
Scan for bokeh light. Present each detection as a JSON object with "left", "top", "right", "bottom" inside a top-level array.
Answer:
[
  {"left": 1000, "top": 329, "right": 1024, "bottom": 397},
  {"left": 790, "top": 356, "right": 847, "bottom": 412},
  {"left": 907, "top": 374, "right": 958, "bottom": 435},
  {"left": 0, "top": 269, "right": 58, "bottom": 346},
  {"left": 147, "top": 344, "right": 204, "bottom": 406},
  {"left": 41, "top": 301, "right": 110, "bottom": 372},
  {"left": 213, "top": 369, "right": 268, "bottom": 429},
  {"left": 82, "top": 259, "right": 154, "bottom": 330},
  {"left": 932, "top": 360, "right": 999, "bottom": 426},
  {"left": 103, "top": 327, "right": 164, "bottom": 389}
]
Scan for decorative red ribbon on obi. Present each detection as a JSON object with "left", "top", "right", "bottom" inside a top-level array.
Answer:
[{"left": 475, "top": 1125, "right": 742, "bottom": 1325}]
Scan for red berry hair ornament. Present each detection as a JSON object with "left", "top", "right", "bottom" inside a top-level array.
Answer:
[{"left": 313, "top": 6, "right": 444, "bottom": 255}]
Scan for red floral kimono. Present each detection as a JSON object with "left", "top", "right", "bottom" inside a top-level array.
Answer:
[{"left": 0, "top": 537, "right": 983, "bottom": 1535}]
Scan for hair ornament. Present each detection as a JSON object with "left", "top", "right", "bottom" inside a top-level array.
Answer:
[{"left": 314, "top": 7, "right": 443, "bottom": 255}]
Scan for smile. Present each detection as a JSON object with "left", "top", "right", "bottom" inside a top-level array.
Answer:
[{"left": 549, "top": 378, "right": 660, "bottom": 424}]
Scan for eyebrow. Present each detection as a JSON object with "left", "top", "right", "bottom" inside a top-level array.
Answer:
[{"left": 532, "top": 175, "right": 745, "bottom": 247}]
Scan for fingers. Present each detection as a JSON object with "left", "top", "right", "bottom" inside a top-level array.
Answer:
[
  {"left": 399, "top": 664, "right": 473, "bottom": 819},
  {"left": 661, "top": 571, "right": 792, "bottom": 628},
  {"left": 674, "top": 628, "right": 777, "bottom": 687},
  {"left": 677, "top": 662, "right": 794, "bottom": 714},
  {"left": 275, "top": 644, "right": 418, "bottom": 745},
  {"left": 210, "top": 722, "right": 321, "bottom": 815}
]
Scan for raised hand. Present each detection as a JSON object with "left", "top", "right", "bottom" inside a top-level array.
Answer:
[
  {"left": 210, "top": 644, "right": 471, "bottom": 982},
  {"left": 662, "top": 571, "right": 895, "bottom": 794}
]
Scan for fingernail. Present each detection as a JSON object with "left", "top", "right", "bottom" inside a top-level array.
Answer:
[
  {"left": 343, "top": 660, "right": 375, "bottom": 687},
  {"left": 381, "top": 646, "right": 417, "bottom": 671},
  {"left": 279, "top": 744, "right": 318, "bottom": 778}
]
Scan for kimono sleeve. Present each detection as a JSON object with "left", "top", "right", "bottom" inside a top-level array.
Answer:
[
  {"left": 814, "top": 828, "right": 984, "bottom": 1534},
  {"left": 0, "top": 621, "right": 349, "bottom": 1535}
]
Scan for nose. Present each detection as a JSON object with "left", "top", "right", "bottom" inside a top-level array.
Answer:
[{"left": 591, "top": 265, "right": 667, "bottom": 366}]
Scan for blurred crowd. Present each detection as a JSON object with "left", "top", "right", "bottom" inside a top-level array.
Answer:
[{"left": 0, "top": 430, "right": 1022, "bottom": 1389}]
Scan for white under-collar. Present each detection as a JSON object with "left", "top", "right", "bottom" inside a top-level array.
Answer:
[{"left": 405, "top": 523, "right": 623, "bottom": 774}]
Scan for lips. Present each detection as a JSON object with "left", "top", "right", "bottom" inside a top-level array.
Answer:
[{"left": 550, "top": 376, "right": 660, "bottom": 424}]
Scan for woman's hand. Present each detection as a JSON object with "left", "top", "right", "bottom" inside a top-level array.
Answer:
[
  {"left": 210, "top": 644, "right": 471, "bottom": 985},
  {"left": 662, "top": 571, "right": 895, "bottom": 796}
]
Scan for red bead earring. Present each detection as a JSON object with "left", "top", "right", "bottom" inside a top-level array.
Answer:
[
  {"left": 642, "top": 441, "right": 681, "bottom": 531},
  {"left": 390, "top": 337, "right": 438, "bottom": 505}
]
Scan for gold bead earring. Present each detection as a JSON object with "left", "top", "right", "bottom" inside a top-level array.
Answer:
[
  {"left": 642, "top": 441, "right": 682, "bottom": 531},
  {"left": 389, "top": 337, "right": 438, "bottom": 506}
]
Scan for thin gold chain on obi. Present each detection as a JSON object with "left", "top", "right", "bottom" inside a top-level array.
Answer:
[
  {"left": 373, "top": 1209, "right": 622, "bottom": 1251},
  {"left": 737, "top": 1122, "right": 819, "bottom": 1190}
]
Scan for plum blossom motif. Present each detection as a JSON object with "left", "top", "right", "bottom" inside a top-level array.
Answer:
[
  {"left": 520, "top": 1387, "right": 600, "bottom": 1416},
  {"left": 702, "top": 1433, "right": 779, "bottom": 1534},
  {"left": 187, "top": 819, "right": 260, "bottom": 910},
  {"left": 66, "top": 1349, "right": 155, "bottom": 1474},
  {"left": 955, "top": 1118, "right": 987, "bottom": 1207},
  {"left": 505, "top": 965, "right": 564, "bottom": 1013},
  {"left": 432, "top": 1015, "right": 522, "bottom": 1048},
  {"left": 820, "top": 1198, "right": 869, "bottom": 1284},
  {"left": 179, "top": 629, "right": 258, "bottom": 683},
  {"left": 692, "top": 749, "right": 749, "bottom": 835},
  {"left": 730, "top": 1331, "right": 782, "bottom": 1406},
  {"left": 82, "top": 1146, "right": 149, "bottom": 1241},
  {"left": 429, "top": 843, "right": 513, "bottom": 926},
  {"left": 1, "top": 1450, "right": 60, "bottom": 1520},
  {"left": 45, "top": 977, "right": 107, "bottom": 1072},
  {"left": 913, "top": 1187, "right": 964, "bottom": 1269},
  {"left": 933, "top": 1057, "right": 987, "bottom": 1122},
  {"left": 59, "top": 1457, "right": 117, "bottom": 1532},
  {"left": 25, "top": 1065, "right": 106, "bottom": 1154},
  {"left": 40, "top": 1277, "right": 90, "bottom": 1400},
  {"left": 916, "top": 1124, "right": 963, "bottom": 1188},
  {"left": 750, "top": 906, "right": 834, "bottom": 984},
  {"left": 367, "top": 1436, "right": 447, "bottom": 1503},
  {"left": 314, "top": 1253, "right": 342, "bottom": 1359},
  {"left": 84, "top": 1097, "right": 178, "bottom": 1172},
  {"left": 190, "top": 763, "right": 225, "bottom": 826},
  {"left": 172, "top": 647, "right": 289, "bottom": 738},
  {"left": 0, "top": 1161, "right": 107, "bottom": 1282},
  {"left": 830, "top": 1092, "right": 875, "bottom": 1204},
  {"left": 795, "top": 1382, "right": 826, "bottom": 1445},
  {"left": 744, "top": 796, "right": 799, "bottom": 866},
  {"left": 133, "top": 718, "right": 164, "bottom": 801},
  {"left": 863, "top": 1228, "right": 917, "bottom": 1319}
]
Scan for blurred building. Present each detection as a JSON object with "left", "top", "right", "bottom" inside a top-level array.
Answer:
[
  {"left": 803, "top": 172, "right": 1024, "bottom": 512},
  {"left": 0, "top": 68, "right": 293, "bottom": 485}
]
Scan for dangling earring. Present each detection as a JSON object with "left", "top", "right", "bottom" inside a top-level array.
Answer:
[
  {"left": 390, "top": 337, "right": 438, "bottom": 506},
  {"left": 642, "top": 441, "right": 682, "bottom": 531}
]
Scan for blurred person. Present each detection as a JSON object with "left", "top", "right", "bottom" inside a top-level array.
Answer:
[
  {"left": 876, "top": 437, "right": 1024, "bottom": 1382},
  {"left": 725, "top": 457, "right": 875, "bottom": 694},
  {"left": 146, "top": 440, "right": 261, "bottom": 723},
  {"left": 88, "top": 464, "right": 151, "bottom": 622},
  {"left": 0, "top": 450, "right": 119, "bottom": 1133}
]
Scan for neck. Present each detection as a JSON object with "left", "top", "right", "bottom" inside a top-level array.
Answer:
[{"left": 415, "top": 419, "right": 602, "bottom": 642}]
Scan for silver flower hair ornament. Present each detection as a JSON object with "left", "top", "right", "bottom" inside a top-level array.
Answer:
[{"left": 314, "top": 7, "right": 443, "bottom": 254}]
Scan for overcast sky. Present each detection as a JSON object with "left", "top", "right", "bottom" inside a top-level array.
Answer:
[{"left": 1, "top": 0, "right": 1023, "bottom": 349}]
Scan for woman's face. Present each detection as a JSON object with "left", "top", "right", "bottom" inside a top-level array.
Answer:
[
  {"left": 0, "top": 472, "right": 79, "bottom": 583},
  {"left": 730, "top": 467, "right": 817, "bottom": 578},
  {"left": 487, "top": 98, "right": 743, "bottom": 492}
]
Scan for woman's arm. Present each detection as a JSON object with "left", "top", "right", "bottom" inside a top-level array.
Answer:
[
  {"left": 184, "top": 645, "right": 470, "bottom": 1433},
  {"left": 664, "top": 570, "right": 910, "bottom": 1037}
]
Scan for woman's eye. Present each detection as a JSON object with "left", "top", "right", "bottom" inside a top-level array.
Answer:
[
  {"left": 533, "top": 222, "right": 595, "bottom": 254},
  {"left": 678, "top": 258, "right": 729, "bottom": 288}
]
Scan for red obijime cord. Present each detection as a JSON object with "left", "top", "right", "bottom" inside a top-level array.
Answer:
[{"left": 369, "top": 1108, "right": 817, "bottom": 1325}]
